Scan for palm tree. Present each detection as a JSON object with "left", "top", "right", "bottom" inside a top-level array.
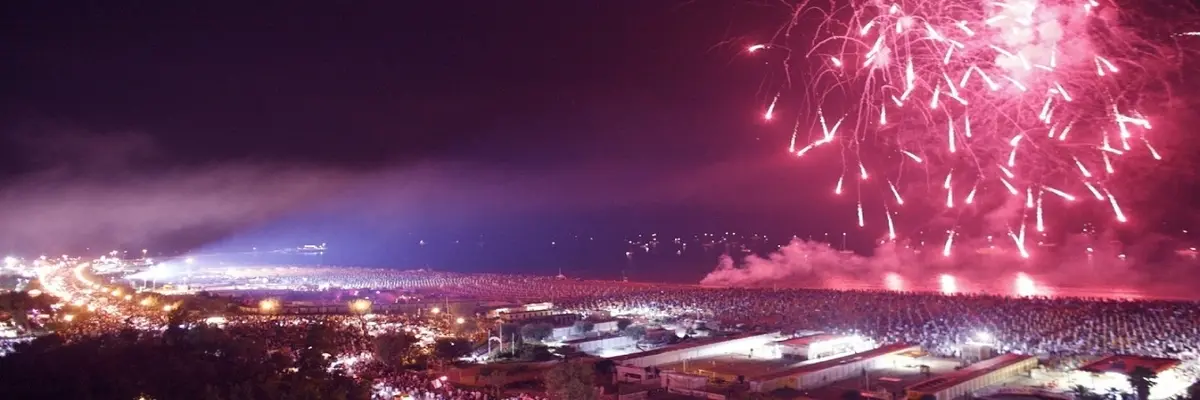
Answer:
[
  {"left": 1127, "top": 366, "right": 1158, "bottom": 400},
  {"left": 1071, "top": 384, "right": 1094, "bottom": 399}
]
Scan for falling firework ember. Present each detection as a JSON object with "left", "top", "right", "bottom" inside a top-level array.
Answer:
[
  {"left": 884, "top": 271, "right": 906, "bottom": 290},
  {"left": 746, "top": 0, "right": 1196, "bottom": 242},
  {"left": 939, "top": 273, "right": 958, "bottom": 294},
  {"left": 1014, "top": 272, "right": 1038, "bottom": 296}
]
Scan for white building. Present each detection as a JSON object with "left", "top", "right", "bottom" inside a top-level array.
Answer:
[
  {"left": 609, "top": 332, "right": 781, "bottom": 369},
  {"left": 750, "top": 343, "right": 921, "bottom": 393},
  {"left": 1070, "top": 355, "right": 1188, "bottom": 400},
  {"left": 776, "top": 333, "right": 871, "bottom": 360},
  {"left": 905, "top": 353, "right": 1037, "bottom": 400}
]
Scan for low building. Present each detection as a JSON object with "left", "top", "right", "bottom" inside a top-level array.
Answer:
[
  {"left": 508, "top": 313, "right": 580, "bottom": 328},
  {"left": 776, "top": 334, "right": 868, "bottom": 360},
  {"left": 497, "top": 309, "right": 570, "bottom": 322},
  {"left": 565, "top": 335, "right": 638, "bottom": 355},
  {"left": 608, "top": 332, "right": 781, "bottom": 369},
  {"left": 592, "top": 319, "right": 620, "bottom": 333},
  {"left": 1071, "top": 355, "right": 1187, "bottom": 399},
  {"left": 905, "top": 353, "right": 1037, "bottom": 400},
  {"left": 488, "top": 302, "right": 554, "bottom": 319},
  {"left": 750, "top": 343, "right": 920, "bottom": 393}
]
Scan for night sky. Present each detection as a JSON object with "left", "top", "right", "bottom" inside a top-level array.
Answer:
[
  {"left": 0, "top": 1, "right": 846, "bottom": 257},
  {"left": 2, "top": 1, "right": 789, "bottom": 168},
  {"left": 2, "top": 1, "right": 1197, "bottom": 276}
]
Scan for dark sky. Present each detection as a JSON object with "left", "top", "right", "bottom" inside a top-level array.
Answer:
[
  {"left": 2, "top": 1, "right": 1195, "bottom": 263},
  {"left": 1, "top": 0, "right": 859, "bottom": 256},
  {"left": 2, "top": 1, "right": 782, "bottom": 169}
]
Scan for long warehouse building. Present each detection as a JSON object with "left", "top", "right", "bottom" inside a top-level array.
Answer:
[
  {"left": 750, "top": 343, "right": 920, "bottom": 393},
  {"left": 905, "top": 353, "right": 1038, "bottom": 400},
  {"left": 608, "top": 332, "right": 780, "bottom": 368}
]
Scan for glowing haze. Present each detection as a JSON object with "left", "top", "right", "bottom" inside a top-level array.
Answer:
[
  {"left": 748, "top": 0, "right": 1198, "bottom": 255},
  {"left": 700, "top": 235, "right": 1198, "bottom": 298}
]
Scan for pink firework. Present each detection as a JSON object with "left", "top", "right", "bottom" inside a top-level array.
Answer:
[{"left": 749, "top": 0, "right": 1195, "bottom": 241}]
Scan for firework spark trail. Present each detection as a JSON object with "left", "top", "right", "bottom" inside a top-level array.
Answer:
[
  {"left": 1036, "top": 193, "right": 1045, "bottom": 232},
  {"left": 746, "top": 0, "right": 1190, "bottom": 241},
  {"left": 886, "top": 206, "right": 897, "bottom": 239},
  {"left": 1104, "top": 187, "right": 1128, "bottom": 222},
  {"left": 942, "top": 229, "right": 955, "bottom": 256},
  {"left": 888, "top": 180, "right": 905, "bottom": 204}
]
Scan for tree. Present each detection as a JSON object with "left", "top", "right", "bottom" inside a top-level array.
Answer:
[
  {"left": 0, "top": 324, "right": 371, "bottom": 400},
  {"left": 1070, "top": 384, "right": 1095, "bottom": 399},
  {"left": 457, "top": 318, "right": 480, "bottom": 335},
  {"left": 622, "top": 325, "right": 647, "bottom": 341},
  {"left": 500, "top": 323, "right": 522, "bottom": 344},
  {"left": 593, "top": 359, "right": 617, "bottom": 384},
  {"left": 616, "top": 318, "right": 633, "bottom": 331},
  {"left": 544, "top": 361, "right": 597, "bottom": 400},
  {"left": 520, "top": 322, "right": 554, "bottom": 342},
  {"left": 0, "top": 291, "right": 55, "bottom": 333},
  {"left": 433, "top": 337, "right": 473, "bottom": 361},
  {"left": 1128, "top": 366, "right": 1158, "bottom": 400},
  {"left": 373, "top": 332, "right": 419, "bottom": 368},
  {"left": 573, "top": 320, "right": 595, "bottom": 335},
  {"left": 523, "top": 345, "right": 553, "bottom": 362}
]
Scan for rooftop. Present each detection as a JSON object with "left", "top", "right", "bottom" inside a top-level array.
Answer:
[
  {"left": 608, "top": 332, "right": 764, "bottom": 364},
  {"left": 754, "top": 343, "right": 919, "bottom": 381},
  {"left": 907, "top": 353, "right": 1034, "bottom": 393},
  {"left": 778, "top": 333, "right": 848, "bottom": 347},
  {"left": 1078, "top": 355, "right": 1181, "bottom": 375}
]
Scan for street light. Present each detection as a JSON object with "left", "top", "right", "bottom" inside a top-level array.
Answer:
[
  {"left": 455, "top": 317, "right": 465, "bottom": 325},
  {"left": 431, "top": 307, "right": 441, "bottom": 315},
  {"left": 259, "top": 299, "right": 279, "bottom": 313},
  {"left": 350, "top": 299, "right": 371, "bottom": 314}
]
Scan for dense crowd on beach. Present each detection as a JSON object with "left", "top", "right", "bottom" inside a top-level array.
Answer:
[
  {"left": 135, "top": 267, "right": 1200, "bottom": 370},
  {"left": 14, "top": 264, "right": 1200, "bottom": 398}
]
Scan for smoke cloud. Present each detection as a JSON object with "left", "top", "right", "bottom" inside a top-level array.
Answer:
[
  {"left": 701, "top": 235, "right": 1200, "bottom": 299},
  {"left": 0, "top": 129, "right": 799, "bottom": 254}
]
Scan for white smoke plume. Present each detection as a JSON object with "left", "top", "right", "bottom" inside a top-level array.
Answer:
[{"left": 701, "top": 235, "right": 1200, "bottom": 299}]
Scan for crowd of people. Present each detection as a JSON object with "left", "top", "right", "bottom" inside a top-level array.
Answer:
[
  {"left": 369, "top": 371, "right": 548, "bottom": 400},
  {"left": 14, "top": 262, "right": 1200, "bottom": 399},
  {"left": 559, "top": 287, "right": 1200, "bottom": 387}
]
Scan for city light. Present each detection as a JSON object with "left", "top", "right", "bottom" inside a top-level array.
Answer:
[
  {"left": 350, "top": 299, "right": 371, "bottom": 314},
  {"left": 259, "top": 299, "right": 279, "bottom": 312}
]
